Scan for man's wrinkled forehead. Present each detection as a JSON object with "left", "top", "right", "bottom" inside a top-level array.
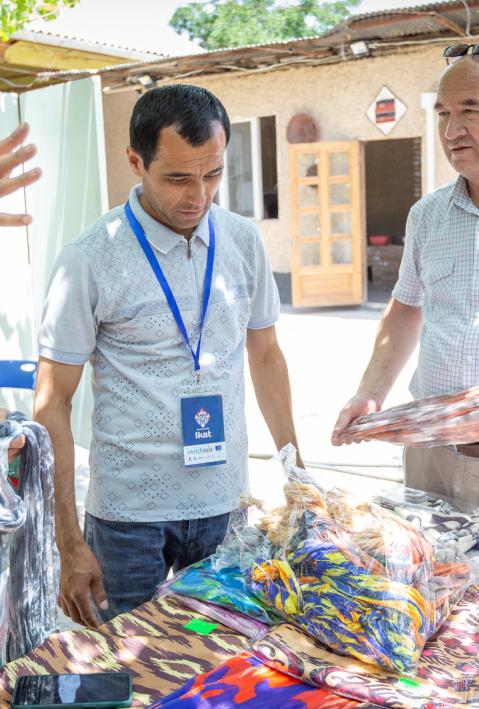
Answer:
[
  {"left": 435, "top": 96, "right": 479, "bottom": 110},
  {"left": 437, "top": 57, "right": 479, "bottom": 99}
]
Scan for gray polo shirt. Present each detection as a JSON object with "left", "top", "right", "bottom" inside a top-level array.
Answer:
[
  {"left": 38, "top": 185, "right": 280, "bottom": 522},
  {"left": 392, "top": 176, "right": 479, "bottom": 398}
]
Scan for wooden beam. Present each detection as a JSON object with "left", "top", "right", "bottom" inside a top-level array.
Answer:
[{"left": 431, "top": 12, "right": 467, "bottom": 36}]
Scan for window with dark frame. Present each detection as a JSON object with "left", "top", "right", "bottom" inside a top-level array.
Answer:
[{"left": 220, "top": 116, "right": 278, "bottom": 220}]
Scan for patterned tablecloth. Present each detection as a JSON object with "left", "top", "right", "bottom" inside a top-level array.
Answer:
[{"left": 0, "top": 595, "right": 249, "bottom": 708}]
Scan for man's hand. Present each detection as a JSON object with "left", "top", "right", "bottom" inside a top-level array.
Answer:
[
  {"left": 331, "top": 300, "right": 423, "bottom": 446},
  {"left": 0, "top": 123, "right": 41, "bottom": 227},
  {"left": 0, "top": 406, "right": 26, "bottom": 463},
  {"left": 331, "top": 392, "right": 382, "bottom": 446},
  {"left": 58, "top": 540, "right": 109, "bottom": 629}
]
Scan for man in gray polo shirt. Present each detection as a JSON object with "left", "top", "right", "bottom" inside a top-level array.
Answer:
[
  {"left": 332, "top": 54, "right": 479, "bottom": 503},
  {"left": 34, "top": 85, "right": 302, "bottom": 628}
]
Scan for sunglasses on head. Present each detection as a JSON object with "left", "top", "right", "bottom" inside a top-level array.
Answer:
[{"left": 443, "top": 44, "right": 479, "bottom": 63}]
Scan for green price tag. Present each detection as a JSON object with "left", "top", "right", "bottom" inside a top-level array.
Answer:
[
  {"left": 184, "top": 618, "right": 218, "bottom": 635},
  {"left": 397, "top": 678, "right": 421, "bottom": 688}
]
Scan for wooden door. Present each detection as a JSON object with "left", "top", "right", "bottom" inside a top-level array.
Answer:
[{"left": 290, "top": 141, "right": 366, "bottom": 307}]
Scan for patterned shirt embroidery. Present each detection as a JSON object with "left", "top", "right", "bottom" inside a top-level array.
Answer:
[
  {"left": 392, "top": 176, "right": 479, "bottom": 398},
  {"left": 38, "top": 185, "right": 280, "bottom": 522}
]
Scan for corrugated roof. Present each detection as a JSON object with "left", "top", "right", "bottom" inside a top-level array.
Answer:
[
  {"left": 7, "top": 0, "right": 479, "bottom": 92},
  {"left": 346, "top": 0, "right": 468, "bottom": 22},
  {"left": 324, "top": 0, "right": 478, "bottom": 41},
  {"left": 111, "top": 0, "right": 476, "bottom": 59}
]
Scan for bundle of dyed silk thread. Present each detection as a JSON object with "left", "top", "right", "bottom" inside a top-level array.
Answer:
[
  {"left": 243, "top": 480, "right": 469, "bottom": 672},
  {"left": 171, "top": 446, "right": 471, "bottom": 673},
  {"left": 336, "top": 385, "right": 479, "bottom": 446}
]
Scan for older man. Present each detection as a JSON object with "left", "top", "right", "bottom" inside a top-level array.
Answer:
[
  {"left": 34, "top": 84, "right": 302, "bottom": 629},
  {"left": 333, "top": 52, "right": 479, "bottom": 504}
]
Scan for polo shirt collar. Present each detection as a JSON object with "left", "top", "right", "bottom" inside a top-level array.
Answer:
[
  {"left": 449, "top": 175, "right": 479, "bottom": 215},
  {"left": 127, "top": 184, "right": 210, "bottom": 254}
]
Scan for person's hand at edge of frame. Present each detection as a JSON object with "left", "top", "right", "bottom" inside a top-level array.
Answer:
[
  {"left": 0, "top": 122, "right": 41, "bottom": 227},
  {"left": 0, "top": 406, "right": 26, "bottom": 463},
  {"left": 331, "top": 392, "right": 382, "bottom": 446}
]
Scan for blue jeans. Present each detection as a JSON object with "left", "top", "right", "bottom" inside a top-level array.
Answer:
[{"left": 83, "top": 510, "right": 231, "bottom": 622}]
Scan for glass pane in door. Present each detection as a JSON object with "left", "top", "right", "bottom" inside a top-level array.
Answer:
[
  {"left": 331, "top": 211, "right": 351, "bottom": 235},
  {"left": 329, "top": 152, "right": 349, "bottom": 176},
  {"left": 298, "top": 183, "right": 320, "bottom": 208},
  {"left": 330, "top": 182, "right": 351, "bottom": 206},
  {"left": 299, "top": 212, "right": 321, "bottom": 237},
  {"left": 300, "top": 242, "right": 321, "bottom": 267},
  {"left": 332, "top": 240, "right": 352, "bottom": 264},
  {"left": 297, "top": 153, "right": 318, "bottom": 178}
]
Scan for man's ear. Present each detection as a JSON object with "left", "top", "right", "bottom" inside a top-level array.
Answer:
[{"left": 126, "top": 146, "right": 143, "bottom": 176}]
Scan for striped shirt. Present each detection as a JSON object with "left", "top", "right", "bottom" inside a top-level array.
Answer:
[{"left": 392, "top": 176, "right": 479, "bottom": 398}]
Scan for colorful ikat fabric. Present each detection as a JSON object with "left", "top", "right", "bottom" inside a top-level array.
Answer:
[{"left": 147, "top": 652, "right": 366, "bottom": 708}]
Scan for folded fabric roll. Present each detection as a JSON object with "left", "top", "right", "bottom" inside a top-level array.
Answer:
[
  {"left": 169, "top": 559, "right": 279, "bottom": 625},
  {"left": 336, "top": 385, "right": 479, "bottom": 446},
  {"left": 374, "top": 487, "right": 479, "bottom": 554},
  {"left": 146, "top": 652, "right": 364, "bottom": 708},
  {"left": 166, "top": 592, "right": 268, "bottom": 641}
]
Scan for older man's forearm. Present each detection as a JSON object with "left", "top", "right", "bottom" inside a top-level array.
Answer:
[{"left": 357, "top": 298, "right": 423, "bottom": 403}]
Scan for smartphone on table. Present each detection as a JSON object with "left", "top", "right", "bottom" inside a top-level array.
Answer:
[{"left": 11, "top": 671, "right": 132, "bottom": 708}]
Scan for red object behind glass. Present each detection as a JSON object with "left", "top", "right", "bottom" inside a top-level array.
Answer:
[{"left": 368, "top": 235, "right": 391, "bottom": 246}]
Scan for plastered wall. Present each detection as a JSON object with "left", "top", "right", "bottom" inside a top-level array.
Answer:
[{"left": 102, "top": 44, "right": 456, "bottom": 273}]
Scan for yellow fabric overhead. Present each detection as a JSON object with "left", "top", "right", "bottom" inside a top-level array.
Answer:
[{"left": 4, "top": 41, "right": 126, "bottom": 71}]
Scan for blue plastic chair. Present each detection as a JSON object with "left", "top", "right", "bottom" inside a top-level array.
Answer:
[{"left": 0, "top": 361, "right": 37, "bottom": 390}]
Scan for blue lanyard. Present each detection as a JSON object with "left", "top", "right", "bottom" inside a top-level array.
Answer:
[{"left": 125, "top": 201, "right": 215, "bottom": 375}]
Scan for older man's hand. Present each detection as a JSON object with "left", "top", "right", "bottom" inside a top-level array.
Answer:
[
  {"left": 0, "top": 123, "right": 41, "bottom": 227},
  {"left": 0, "top": 407, "right": 25, "bottom": 462}
]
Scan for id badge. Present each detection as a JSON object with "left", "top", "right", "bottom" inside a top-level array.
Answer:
[{"left": 181, "top": 393, "right": 227, "bottom": 468}]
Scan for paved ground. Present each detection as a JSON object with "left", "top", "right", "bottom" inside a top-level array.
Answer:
[
  {"left": 66, "top": 290, "right": 417, "bottom": 630},
  {"left": 245, "top": 293, "right": 417, "bottom": 484}
]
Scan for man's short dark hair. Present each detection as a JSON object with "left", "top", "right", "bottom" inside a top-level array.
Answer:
[{"left": 129, "top": 84, "right": 230, "bottom": 169}]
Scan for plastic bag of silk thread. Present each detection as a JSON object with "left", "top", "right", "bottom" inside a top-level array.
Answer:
[
  {"left": 336, "top": 385, "right": 479, "bottom": 446},
  {"left": 0, "top": 415, "right": 59, "bottom": 662},
  {"left": 172, "top": 444, "right": 471, "bottom": 674}
]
